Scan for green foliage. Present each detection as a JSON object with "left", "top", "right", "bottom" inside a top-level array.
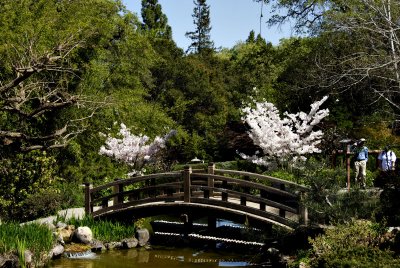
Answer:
[
  {"left": 0, "top": 222, "right": 54, "bottom": 259},
  {"left": 17, "top": 239, "right": 26, "bottom": 268},
  {"left": 66, "top": 216, "right": 136, "bottom": 242},
  {"left": 0, "top": 151, "right": 62, "bottom": 221},
  {"left": 376, "top": 182, "right": 400, "bottom": 226},
  {"left": 141, "top": 0, "right": 172, "bottom": 39},
  {"left": 185, "top": 0, "right": 214, "bottom": 54},
  {"left": 308, "top": 220, "right": 400, "bottom": 267},
  {"left": 296, "top": 159, "right": 380, "bottom": 224}
]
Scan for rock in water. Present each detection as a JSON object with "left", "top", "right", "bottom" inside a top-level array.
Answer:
[
  {"left": 136, "top": 228, "right": 150, "bottom": 246},
  {"left": 72, "top": 226, "right": 93, "bottom": 244}
]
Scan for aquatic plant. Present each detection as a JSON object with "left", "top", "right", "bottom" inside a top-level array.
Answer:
[
  {"left": 0, "top": 222, "right": 54, "bottom": 265},
  {"left": 66, "top": 216, "right": 136, "bottom": 242}
]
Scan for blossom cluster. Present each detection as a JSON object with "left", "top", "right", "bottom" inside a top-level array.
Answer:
[
  {"left": 99, "top": 123, "right": 175, "bottom": 175},
  {"left": 241, "top": 96, "right": 329, "bottom": 166}
]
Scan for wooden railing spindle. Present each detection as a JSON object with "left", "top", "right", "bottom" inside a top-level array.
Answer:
[
  {"left": 208, "top": 162, "right": 215, "bottom": 197},
  {"left": 183, "top": 166, "right": 192, "bottom": 203}
]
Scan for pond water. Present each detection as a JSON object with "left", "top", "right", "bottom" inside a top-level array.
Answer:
[{"left": 47, "top": 247, "right": 254, "bottom": 268}]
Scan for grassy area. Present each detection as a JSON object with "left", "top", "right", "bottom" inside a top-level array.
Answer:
[
  {"left": 0, "top": 222, "right": 54, "bottom": 260},
  {"left": 66, "top": 216, "right": 136, "bottom": 242}
]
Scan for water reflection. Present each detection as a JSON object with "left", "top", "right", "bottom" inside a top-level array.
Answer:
[{"left": 48, "top": 247, "right": 251, "bottom": 268}]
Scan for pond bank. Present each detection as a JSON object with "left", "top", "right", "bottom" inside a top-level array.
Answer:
[{"left": 1, "top": 208, "right": 322, "bottom": 268}]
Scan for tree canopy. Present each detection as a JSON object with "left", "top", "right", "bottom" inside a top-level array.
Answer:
[
  {"left": 185, "top": 0, "right": 214, "bottom": 54},
  {"left": 0, "top": 0, "right": 399, "bottom": 221}
]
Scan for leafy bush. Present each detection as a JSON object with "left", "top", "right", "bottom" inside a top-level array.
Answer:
[
  {"left": 308, "top": 220, "right": 400, "bottom": 267},
  {"left": 376, "top": 181, "right": 400, "bottom": 226},
  {"left": 0, "top": 150, "right": 62, "bottom": 221},
  {"left": 298, "top": 160, "right": 380, "bottom": 224},
  {"left": 20, "top": 191, "right": 62, "bottom": 221}
]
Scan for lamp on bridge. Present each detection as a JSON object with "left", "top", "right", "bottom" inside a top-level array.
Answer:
[{"left": 189, "top": 157, "right": 204, "bottom": 164}]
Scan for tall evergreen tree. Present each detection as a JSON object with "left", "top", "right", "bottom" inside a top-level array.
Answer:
[
  {"left": 185, "top": 0, "right": 214, "bottom": 54},
  {"left": 141, "top": 0, "right": 172, "bottom": 39}
]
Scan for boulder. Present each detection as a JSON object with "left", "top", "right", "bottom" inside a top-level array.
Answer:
[
  {"left": 0, "top": 254, "right": 17, "bottom": 268},
  {"left": 105, "top": 242, "right": 123, "bottom": 250},
  {"left": 56, "top": 221, "right": 67, "bottom": 229},
  {"left": 122, "top": 238, "right": 138, "bottom": 249},
  {"left": 50, "top": 245, "right": 65, "bottom": 259},
  {"left": 72, "top": 226, "right": 93, "bottom": 244},
  {"left": 91, "top": 239, "right": 105, "bottom": 252},
  {"left": 24, "top": 250, "right": 33, "bottom": 266},
  {"left": 136, "top": 228, "right": 150, "bottom": 247},
  {"left": 57, "top": 225, "right": 75, "bottom": 244}
]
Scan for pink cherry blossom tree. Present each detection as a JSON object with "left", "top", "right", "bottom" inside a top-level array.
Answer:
[
  {"left": 240, "top": 96, "right": 329, "bottom": 168},
  {"left": 99, "top": 123, "right": 175, "bottom": 176}
]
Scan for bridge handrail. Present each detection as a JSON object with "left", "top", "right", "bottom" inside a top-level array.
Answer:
[
  {"left": 192, "top": 185, "right": 298, "bottom": 213},
  {"left": 214, "top": 169, "right": 309, "bottom": 191},
  {"left": 191, "top": 173, "right": 297, "bottom": 198},
  {"left": 90, "top": 172, "right": 181, "bottom": 192}
]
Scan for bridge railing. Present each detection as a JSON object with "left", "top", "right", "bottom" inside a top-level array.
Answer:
[{"left": 85, "top": 163, "right": 309, "bottom": 228}]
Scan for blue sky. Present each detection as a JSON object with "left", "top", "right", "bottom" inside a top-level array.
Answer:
[{"left": 123, "top": 0, "right": 293, "bottom": 50}]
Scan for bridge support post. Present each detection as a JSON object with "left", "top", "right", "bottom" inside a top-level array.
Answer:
[
  {"left": 84, "top": 182, "right": 92, "bottom": 215},
  {"left": 207, "top": 216, "right": 217, "bottom": 248},
  {"left": 181, "top": 213, "right": 193, "bottom": 239},
  {"left": 184, "top": 166, "right": 192, "bottom": 203},
  {"left": 279, "top": 184, "right": 286, "bottom": 218},
  {"left": 299, "top": 192, "right": 309, "bottom": 225},
  {"left": 208, "top": 162, "right": 215, "bottom": 197},
  {"left": 113, "top": 179, "right": 123, "bottom": 206}
]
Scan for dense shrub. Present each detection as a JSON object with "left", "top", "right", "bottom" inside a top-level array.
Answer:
[
  {"left": 0, "top": 151, "right": 62, "bottom": 221},
  {"left": 376, "top": 180, "right": 400, "bottom": 226},
  {"left": 307, "top": 220, "right": 400, "bottom": 267},
  {"left": 297, "top": 160, "right": 380, "bottom": 224}
]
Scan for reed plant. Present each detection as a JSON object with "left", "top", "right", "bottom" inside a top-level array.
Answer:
[
  {"left": 66, "top": 216, "right": 136, "bottom": 242},
  {"left": 0, "top": 222, "right": 54, "bottom": 261},
  {"left": 16, "top": 238, "right": 26, "bottom": 268}
]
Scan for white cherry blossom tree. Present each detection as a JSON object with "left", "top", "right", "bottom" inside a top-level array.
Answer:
[
  {"left": 99, "top": 123, "right": 175, "bottom": 176},
  {"left": 241, "top": 96, "right": 329, "bottom": 168}
]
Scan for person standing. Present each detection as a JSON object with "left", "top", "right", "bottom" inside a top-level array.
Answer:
[
  {"left": 351, "top": 138, "right": 368, "bottom": 188},
  {"left": 374, "top": 146, "right": 397, "bottom": 187},
  {"left": 378, "top": 146, "right": 397, "bottom": 173}
]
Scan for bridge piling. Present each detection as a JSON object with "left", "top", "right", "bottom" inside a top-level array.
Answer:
[
  {"left": 113, "top": 178, "right": 123, "bottom": 206},
  {"left": 207, "top": 162, "right": 215, "bottom": 197},
  {"left": 299, "top": 192, "right": 309, "bottom": 225},
  {"left": 183, "top": 166, "right": 192, "bottom": 202},
  {"left": 84, "top": 182, "right": 92, "bottom": 215}
]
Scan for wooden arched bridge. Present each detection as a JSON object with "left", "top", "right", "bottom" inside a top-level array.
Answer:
[{"left": 84, "top": 163, "right": 309, "bottom": 230}]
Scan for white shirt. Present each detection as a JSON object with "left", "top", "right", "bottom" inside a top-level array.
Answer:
[{"left": 378, "top": 150, "right": 397, "bottom": 171}]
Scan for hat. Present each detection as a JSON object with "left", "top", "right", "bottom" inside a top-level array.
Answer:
[{"left": 359, "top": 138, "right": 366, "bottom": 142}]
